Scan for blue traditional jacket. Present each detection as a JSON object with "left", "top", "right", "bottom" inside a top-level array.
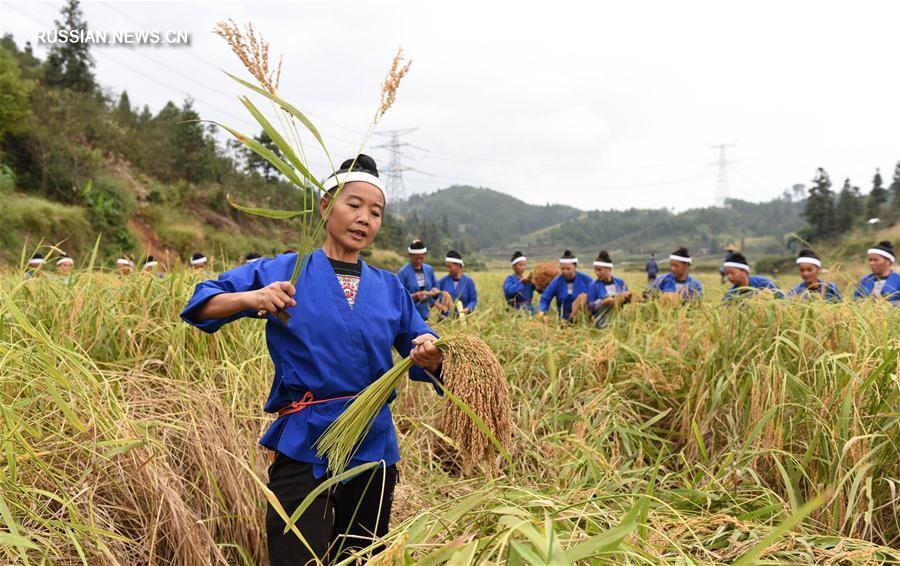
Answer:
[
  {"left": 788, "top": 280, "right": 843, "bottom": 303},
  {"left": 648, "top": 273, "right": 704, "bottom": 301},
  {"left": 539, "top": 271, "right": 593, "bottom": 319},
  {"left": 437, "top": 274, "right": 478, "bottom": 315},
  {"left": 182, "top": 249, "right": 439, "bottom": 478},
  {"left": 587, "top": 275, "right": 629, "bottom": 328},
  {"left": 397, "top": 262, "right": 438, "bottom": 320},
  {"left": 853, "top": 272, "right": 900, "bottom": 305},
  {"left": 722, "top": 275, "right": 785, "bottom": 302},
  {"left": 503, "top": 273, "right": 535, "bottom": 313}
]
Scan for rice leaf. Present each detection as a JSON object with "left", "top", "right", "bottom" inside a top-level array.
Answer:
[{"left": 225, "top": 194, "right": 313, "bottom": 219}]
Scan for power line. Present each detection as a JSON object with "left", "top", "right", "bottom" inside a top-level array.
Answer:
[
  {"left": 8, "top": 3, "right": 717, "bottom": 200},
  {"left": 373, "top": 128, "right": 419, "bottom": 202}
]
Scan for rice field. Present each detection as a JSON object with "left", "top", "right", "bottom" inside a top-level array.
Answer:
[{"left": 1, "top": 267, "right": 898, "bottom": 564}]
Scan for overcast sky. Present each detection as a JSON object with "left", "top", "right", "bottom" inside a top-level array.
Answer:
[{"left": 3, "top": 0, "right": 899, "bottom": 211}]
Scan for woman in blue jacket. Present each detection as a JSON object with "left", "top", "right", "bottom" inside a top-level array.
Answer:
[
  {"left": 853, "top": 241, "right": 900, "bottom": 305},
  {"left": 437, "top": 250, "right": 478, "bottom": 316},
  {"left": 503, "top": 251, "right": 535, "bottom": 313},
  {"left": 397, "top": 239, "right": 439, "bottom": 320},
  {"left": 787, "top": 248, "right": 842, "bottom": 302},
  {"left": 539, "top": 250, "right": 593, "bottom": 320},
  {"left": 182, "top": 155, "right": 443, "bottom": 564}
]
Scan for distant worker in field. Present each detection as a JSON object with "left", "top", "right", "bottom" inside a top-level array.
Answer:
[
  {"left": 397, "top": 239, "right": 439, "bottom": 320},
  {"left": 437, "top": 250, "right": 478, "bottom": 316},
  {"left": 55, "top": 254, "right": 74, "bottom": 284},
  {"left": 645, "top": 253, "right": 658, "bottom": 283},
  {"left": 56, "top": 254, "right": 73, "bottom": 274},
  {"left": 722, "top": 252, "right": 784, "bottom": 302},
  {"left": 115, "top": 255, "right": 134, "bottom": 275},
  {"left": 787, "top": 248, "right": 842, "bottom": 302},
  {"left": 25, "top": 253, "right": 44, "bottom": 279},
  {"left": 245, "top": 252, "right": 262, "bottom": 264},
  {"left": 143, "top": 255, "right": 164, "bottom": 277},
  {"left": 190, "top": 251, "right": 210, "bottom": 272},
  {"left": 503, "top": 251, "right": 535, "bottom": 313},
  {"left": 853, "top": 241, "right": 900, "bottom": 305},
  {"left": 539, "top": 250, "right": 593, "bottom": 320},
  {"left": 181, "top": 154, "right": 443, "bottom": 564},
  {"left": 719, "top": 246, "right": 737, "bottom": 283},
  {"left": 587, "top": 250, "right": 632, "bottom": 328},
  {"left": 646, "top": 247, "right": 703, "bottom": 301}
]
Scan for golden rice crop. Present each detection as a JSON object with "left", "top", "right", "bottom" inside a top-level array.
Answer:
[
  {"left": 568, "top": 291, "right": 589, "bottom": 322},
  {"left": 2, "top": 268, "right": 899, "bottom": 564}
]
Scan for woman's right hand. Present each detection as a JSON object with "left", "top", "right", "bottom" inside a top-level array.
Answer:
[{"left": 249, "top": 281, "right": 297, "bottom": 315}]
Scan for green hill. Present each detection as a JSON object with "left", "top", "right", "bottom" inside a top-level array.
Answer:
[
  {"left": 398, "top": 185, "right": 808, "bottom": 264},
  {"left": 397, "top": 186, "right": 581, "bottom": 252}
]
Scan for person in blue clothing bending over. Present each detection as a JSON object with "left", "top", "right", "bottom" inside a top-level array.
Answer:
[
  {"left": 722, "top": 252, "right": 785, "bottom": 302},
  {"left": 646, "top": 246, "right": 704, "bottom": 302},
  {"left": 437, "top": 250, "right": 478, "bottom": 316},
  {"left": 587, "top": 250, "right": 632, "bottom": 328},
  {"left": 397, "top": 239, "right": 439, "bottom": 321},
  {"left": 539, "top": 249, "right": 593, "bottom": 321},
  {"left": 503, "top": 251, "right": 536, "bottom": 313},
  {"left": 787, "top": 248, "right": 842, "bottom": 302},
  {"left": 853, "top": 240, "right": 900, "bottom": 305}
]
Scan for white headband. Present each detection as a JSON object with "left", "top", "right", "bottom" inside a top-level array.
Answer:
[
  {"left": 796, "top": 257, "right": 821, "bottom": 267},
  {"left": 593, "top": 261, "right": 613, "bottom": 268},
  {"left": 116, "top": 258, "right": 134, "bottom": 267},
  {"left": 190, "top": 256, "right": 208, "bottom": 266},
  {"left": 143, "top": 261, "right": 158, "bottom": 268},
  {"left": 323, "top": 171, "right": 385, "bottom": 196},
  {"left": 559, "top": 258, "right": 578, "bottom": 264},
  {"left": 28, "top": 258, "right": 44, "bottom": 266},
  {"left": 445, "top": 257, "right": 464, "bottom": 266},
  {"left": 56, "top": 257, "right": 74, "bottom": 266},
  {"left": 511, "top": 256, "right": 527, "bottom": 266},
  {"left": 723, "top": 261, "right": 750, "bottom": 272},
  {"left": 669, "top": 254, "right": 692, "bottom": 264},
  {"left": 868, "top": 248, "right": 896, "bottom": 263},
  {"left": 408, "top": 247, "right": 427, "bottom": 254},
  {"left": 245, "top": 257, "right": 262, "bottom": 264}
]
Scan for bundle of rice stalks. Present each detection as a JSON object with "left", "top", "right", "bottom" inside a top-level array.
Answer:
[
  {"left": 438, "top": 334, "right": 513, "bottom": 474},
  {"left": 569, "top": 292, "right": 589, "bottom": 322},
  {"left": 436, "top": 290, "right": 454, "bottom": 314},
  {"left": 531, "top": 263, "right": 560, "bottom": 292},
  {"left": 316, "top": 334, "right": 513, "bottom": 477}
]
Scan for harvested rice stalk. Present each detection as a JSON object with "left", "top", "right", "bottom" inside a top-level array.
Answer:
[
  {"left": 316, "top": 334, "right": 513, "bottom": 477},
  {"left": 436, "top": 291, "right": 454, "bottom": 314},
  {"left": 531, "top": 263, "right": 560, "bottom": 293},
  {"left": 569, "top": 292, "right": 589, "bottom": 322},
  {"left": 438, "top": 334, "right": 513, "bottom": 474}
]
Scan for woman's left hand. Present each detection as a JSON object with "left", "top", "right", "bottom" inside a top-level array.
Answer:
[{"left": 411, "top": 333, "right": 443, "bottom": 374}]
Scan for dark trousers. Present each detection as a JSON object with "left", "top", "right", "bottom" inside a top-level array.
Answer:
[{"left": 266, "top": 452, "right": 397, "bottom": 566}]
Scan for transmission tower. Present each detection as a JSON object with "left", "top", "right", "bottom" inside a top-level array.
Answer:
[
  {"left": 374, "top": 128, "right": 418, "bottom": 202},
  {"left": 710, "top": 143, "right": 736, "bottom": 207}
]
